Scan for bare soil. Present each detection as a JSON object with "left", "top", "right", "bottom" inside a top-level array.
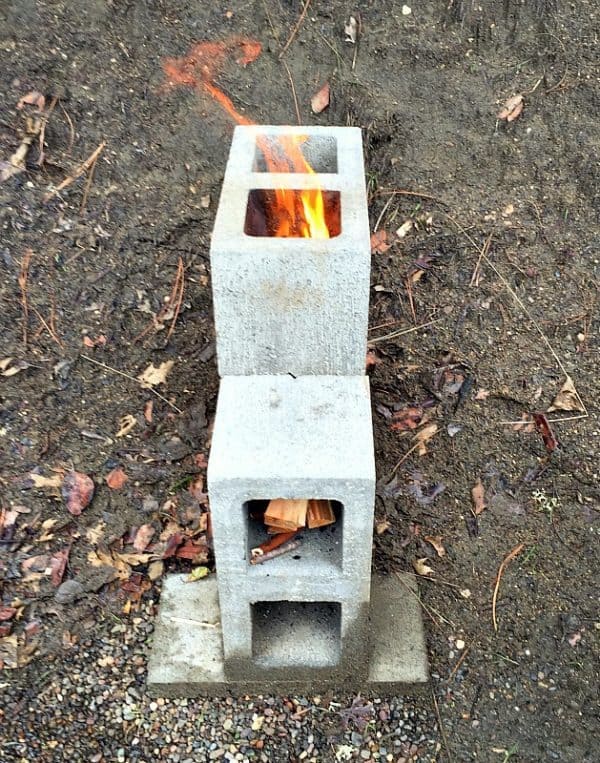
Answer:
[{"left": 1, "top": 1, "right": 598, "bottom": 761}]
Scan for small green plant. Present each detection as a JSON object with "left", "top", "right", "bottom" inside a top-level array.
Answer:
[{"left": 531, "top": 489, "right": 560, "bottom": 522}]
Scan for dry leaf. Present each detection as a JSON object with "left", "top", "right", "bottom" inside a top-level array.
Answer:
[
  {"left": 391, "top": 406, "right": 424, "bottom": 432},
  {"left": 147, "top": 560, "right": 164, "bottom": 581},
  {"left": 62, "top": 471, "right": 94, "bottom": 516},
  {"left": 474, "top": 389, "right": 490, "bottom": 400},
  {"left": 375, "top": 519, "right": 391, "bottom": 535},
  {"left": 396, "top": 220, "right": 413, "bottom": 238},
  {"left": 471, "top": 477, "right": 486, "bottom": 515},
  {"left": 370, "top": 229, "right": 391, "bottom": 254},
  {"left": 137, "top": 360, "right": 174, "bottom": 388},
  {"left": 37, "top": 518, "right": 58, "bottom": 543},
  {"left": 365, "top": 349, "right": 381, "bottom": 371},
  {"left": 187, "top": 565, "right": 210, "bottom": 582},
  {"left": 547, "top": 375, "right": 584, "bottom": 413},
  {"left": 414, "top": 422, "right": 438, "bottom": 456},
  {"left": 105, "top": 467, "right": 128, "bottom": 490},
  {"left": 143, "top": 400, "right": 154, "bottom": 423},
  {"left": 344, "top": 16, "right": 358, "bottom": 43},
  {"left": 413, "top": 558, "right": 434, "bottom": 576},
  {"left": 17, "top": 91, "right": 46, "bottom": 111},
  {"left": 0, "top": 358, "right": 31, "bottom": 377},
  {"left": 116, "top": 414, "right": 137, "bottom": 438},
  {"left": 87, "top": 549, "right": 128, "bottom": 581},
  {"left": 497, "top": 93, "right": 524, "bottom": 122},
  {"left": 28, "top": 472, "right": 63, "bottom": 490},
  {"left": 85, "top": 522, "right": 105, "bottom": 545},
  {"left": 424, "top": 535, "right": 446, "bottom": 557},
  {"left": 50, "top": 547, "right": 70, "bottom": 587},
  {"left": 133, "top": 524, "right": 155, "bottom": 552},
  {"left": 200, "top": 194, "right": 211, "bottom": 208},
  {"left": 311, "top": 82, "right": 330, "bottom": 114}
]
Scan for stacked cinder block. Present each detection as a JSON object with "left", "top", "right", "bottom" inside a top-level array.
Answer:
[{"left": 207, "top": 125, "right": 376, "bottom": 683}]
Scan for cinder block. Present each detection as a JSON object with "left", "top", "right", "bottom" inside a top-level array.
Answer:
[
  {"left": 147, "top": 574, "right": 429, "bottom": 697},
  {"left": 210, "top": 125, "right": 370, "bottom": 376},
  {"left": 207, "top": 375, "right": 375, "bottom": 681}
]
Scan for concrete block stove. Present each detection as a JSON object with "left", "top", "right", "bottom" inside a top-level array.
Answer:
[{"left": 148, "top": 126, "right": 428, "bottom": 696}]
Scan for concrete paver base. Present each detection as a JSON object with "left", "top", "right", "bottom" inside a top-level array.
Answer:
[{"left": 147, "top": 574, "right": 428, "bottom": 697}]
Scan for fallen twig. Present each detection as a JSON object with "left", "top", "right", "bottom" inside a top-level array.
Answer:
[
  {"left": 279, "top": 0, "right": 312, "bottom": 59},
  {"left": 469, "top": 232, "right": 493, "bottom": 287},
  {"left": 37, "top": 95, "right": 58, "bottom": 166},
  {"left": 133, "top": 257, "right": 185, "bottom": 344},
  {"left": 448, "top": 640, "right": 473, "bottom": 681},
  {"left": 373, "top": 188, "right": 447, "bottom": 204},
  {"left": 368, "top": 317, "right": 443, "bottom": 345},
  {"left": 18, "top": 249, "right": 32, "bottom": 347},
  {"left": 492, "top": 543, "right": 525, "bottom": 632},
  {"left": 431, "top": 688, "right": 454, "bottom": 763},
  {"left": 80, "top": 354, "right": 182, "bottom": 413},
  {"left": 43, "top": 141, "right": 106, "bottom": 203},
  {"left": 282, "top": 60, "right": 302, "bottom": 124},
  {"left": 31, "top": 305, "right": 64, "bottom": 348},
  {"left": 250, "top": 539, "right": 301, "bottom": 565}
]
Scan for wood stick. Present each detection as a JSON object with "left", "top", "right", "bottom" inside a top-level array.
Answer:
[
  {"left": 43, "top": 141, "right": 106, "bottom": 203},
  {"left": 251, "top": 531, "right": 297, "bottom": 559},
  {"left": 18, "top": 249, "right": 32, "bottom": 347},
  {"left": 264, "top": 499, "right": 308, "bottom": 531},
  {"left": 250, "top": 539, "right": 301, "bottom": 565},
  {"left": 492, "top": 543, "right": 525, "bottom": 632},
  {"left": 279, "top": 0, "right": 312, "bottom": 59},
  {"left": 307, "top": 499, "right": 335, "bottom": 528}
]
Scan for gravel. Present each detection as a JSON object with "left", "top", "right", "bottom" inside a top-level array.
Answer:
[{"left": 1, "top": 599, "right": 440, "bottom": 763}]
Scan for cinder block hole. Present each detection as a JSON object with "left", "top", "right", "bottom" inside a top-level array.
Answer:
[
  {"left": 252, "top": 601, "right": 341, "bottom": 667},
  {"left": 245, "top": 499, "right": 343, "bottom": 570},
  {"left": 244, "top": 189, "right": 341, "bottom": 238},
  {"left": 253, "top": 134, "right": 337, "bottom": 173}
]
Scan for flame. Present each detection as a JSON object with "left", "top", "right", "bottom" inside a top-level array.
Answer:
[{"left": 162, "top": 39, "right": 330, "bottom": 238}]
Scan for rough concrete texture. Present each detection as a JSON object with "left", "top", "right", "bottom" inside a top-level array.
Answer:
[
  {"left": 147, "top": 574, "right": 428, "bottom": 697},
  {"left": 207, "top": 375, "right": 375, "bottom": 680},
  {"left": 210, "top": 125, "right": 370, "bottom": 376}
]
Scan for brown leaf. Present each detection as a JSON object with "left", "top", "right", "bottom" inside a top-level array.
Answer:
[
  {"left": 115, "top": 413, "right": 137, "bottom": 438},
  {"left": 412, "top": 558, "right": 434, "bottom": 576},
  {"left": 414, "top": 422, "right": 438, "bottom": 456},
  {"left": 27, "top": 472, "right": 63, "bottom": 490},
  {"left": 533, "top": 412, "right": 559, "bottom": 452},
  {"left": 17, "top": 91, "right": 46, "bottom": 111},
  {"left": 50, "top": 547, "right": 70, "bottom": 587},
  {"left": 62, "top": 471, "right": 94, "bottom": 516},
  {"left": 370, "top": 230, "right": 391, "bottom": 254},
  {"left": 311, "top": 82, "right": 330, "bottom": 114},
  {"left": 547, "top": 375, "right": 584, "bottom": 413},
  {"left": 0, "top": 634, "right": 18, "bottom": 669},
  {"left": 366, "top": 349, "right": 382, "bottom": 371},
  {"left": 105, "top": 467, "right": 128, "bottom": 490},
  {"left": 174, "top": 538, "right": 209, "bottom": 563},
  {"left": 144, "top": 400, "right": 154, "bottom": 423},
  {"left": 471, "top": 477, "right": 486, "bottom": 515},
  {"left": 137, "top": 360, "right": 174, "bottom": 388},
  {"left": 390, "top": 406, "right": 424, "bottom": 432},
  {"left": 497, "top": 93, "right": 524, "bottom": 122},
  {"left": 87, "top": 549, "right": 128, "bottom": 581},
  {"left": 85, "top": 521, "right": 105, "bottom": 545},
  {"left": 133, "top": 524, "right": 155, "bottom": 552},
  {"left": 424, "top": 535, "right": 446, "bottom": 557},
  {"left": 0, "top": 607, "right": 17, "bottom": 622},
  {"left": 375, "top": 519, "right": 391, "bottom": 535},
  {"left": 474, "top": 389, "right": 490, "bottom": 400},
  {"left": 147, "top": 560, "right": 164, "bottom": 581}
]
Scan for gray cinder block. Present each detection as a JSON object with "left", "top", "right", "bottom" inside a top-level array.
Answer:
[
  {"left": 207, "top": 374, "right": 375, "bottom": 682},
  {"left": 210, "top": 125, "right": 370, "bottom": 376}
]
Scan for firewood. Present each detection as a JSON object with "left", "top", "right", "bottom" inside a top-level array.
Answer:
[
  {"left": 307, "top": 499, "right": 335, "bottom": 528},
  {"left": 251, "top": 531, "right": 297, "bottom": 560},
  {"left": 250, "top": 539, "right": 302, "bottom": 565},
  {"left": 264, "top": 498, "right": 308, "bottom": 531}
]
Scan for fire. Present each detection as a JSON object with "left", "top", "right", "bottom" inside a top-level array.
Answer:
[{"left": 162, "top": 38, "right": 331, "bottom": 239}]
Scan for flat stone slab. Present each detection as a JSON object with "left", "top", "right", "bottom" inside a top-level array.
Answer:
[{"left": 147, "top": 574, "right": 428, "bottom": 697}]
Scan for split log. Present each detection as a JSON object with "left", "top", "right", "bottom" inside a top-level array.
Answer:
[
  {"left": 307, "top": 499, "right": 335, "bottom": 528},
  {"left": 264, "top": 498, "right": 308, "bottom": 532}
]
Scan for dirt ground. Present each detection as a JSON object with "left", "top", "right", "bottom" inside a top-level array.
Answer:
[{"left": 1, "top": 1, "right": 598, "bottom": 761}]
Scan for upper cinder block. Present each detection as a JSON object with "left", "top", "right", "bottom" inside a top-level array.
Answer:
[{"left": 210, "top": 125, "right": 371, "bottom": 376}]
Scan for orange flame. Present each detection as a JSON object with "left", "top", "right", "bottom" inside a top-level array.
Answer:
[{"left": 162, "top": 39, "right": 331, "bottom": 239}]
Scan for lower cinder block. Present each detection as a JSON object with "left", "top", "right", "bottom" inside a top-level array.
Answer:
[
  {"left": 147, "top": 574, "right": 429, "bottom": 697},
  {"left": 207, "top": 375, "right": 376, "bottom": 682}
]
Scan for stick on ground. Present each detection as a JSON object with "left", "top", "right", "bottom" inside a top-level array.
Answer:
[
  {"left": 492, "top": 543, "right": 525, "bottom": 632},
  {"left": 43, "top": 141, "right": 106, "bottom": 203}
]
